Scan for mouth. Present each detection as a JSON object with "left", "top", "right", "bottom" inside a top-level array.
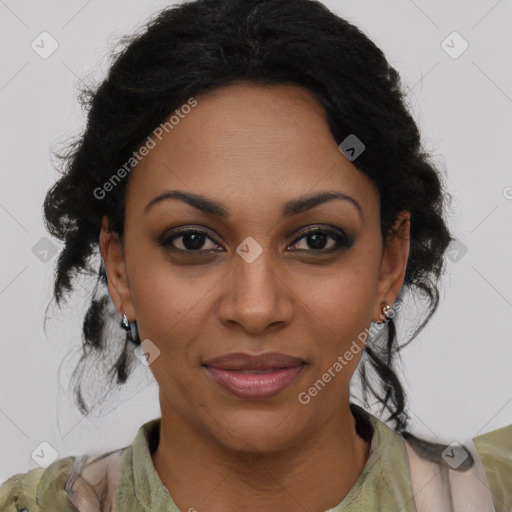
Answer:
[
  {"left": 202, "top": 352, "right": 307, "bottom": 400},
  {"left": 203, "top": 365, "right": 306, "bottom": 400}
]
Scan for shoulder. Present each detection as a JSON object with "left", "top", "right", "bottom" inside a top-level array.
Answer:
[
  {"left": 473, "top": 424, "right": 512, "bottom": 511},
  {"left": 401, "top": 422, "right": 512, "bottom": 512},
  {"left": 0, "top": 456, "right": 77, "bottom": 512},
  {"left": 0, "top": 447, "right": 126, "bottom": 512},
  {"left": 0, "top": 420, "right": 156, "bottom": 512}
]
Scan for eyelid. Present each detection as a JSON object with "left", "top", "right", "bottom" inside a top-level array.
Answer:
[
  {"left": 159, "top": 224, "right": 353, "bottom": 254},
  {"left": 159, "top": 226, "right": 222, "bottom": 249},
  {"left": 289, "top": 224, "right": 347, "bottom": 240},
  {"left": 288, "top": 225, "right": 353, "bottom": 250}
]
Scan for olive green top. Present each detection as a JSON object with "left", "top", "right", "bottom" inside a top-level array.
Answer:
[{"left": 1, "top": 407, "right": 510, "bottom": 511}]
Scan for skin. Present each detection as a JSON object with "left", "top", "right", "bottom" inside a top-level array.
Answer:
[{"left": 99, "top": 82, "right": 410, "bottom": 512}]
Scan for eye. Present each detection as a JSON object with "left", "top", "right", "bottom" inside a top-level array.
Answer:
[
  {"left": 159, "top": 228, "right": 222, "bottom": 253},
  {"left": 159, "top": 225, "right": 354, "bottom": 255},
  {"left": 288, "top": 227, "right": 354, "bottom": 252}
]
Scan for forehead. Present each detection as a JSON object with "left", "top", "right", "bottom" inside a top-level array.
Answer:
[{"left": 125, "top": 82, "right": 379, "bottom": 221}]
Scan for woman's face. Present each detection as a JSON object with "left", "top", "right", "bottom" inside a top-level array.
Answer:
[{"left": 100, "top": 82, "right": 409, "bottom": 452}]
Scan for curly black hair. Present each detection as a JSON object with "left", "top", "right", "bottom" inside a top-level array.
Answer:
[{"left": 43, "top": 0, "right": 455, "bottom": 457}]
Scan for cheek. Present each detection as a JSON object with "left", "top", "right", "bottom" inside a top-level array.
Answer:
[
  {"left": 130, "top": 276, "right": 204, "bottom": 349},
  {"left": 124, "top": 249, "right": 204, "bottom": 351},
  {"left": 293, "top": 247, "right": 380, "bottom": 370},
  {"left": 300, "top": 250, "right": 379, "bottom": 323},
  {"left": 125, "top": 229, "right": 209, "bottom": 324}
]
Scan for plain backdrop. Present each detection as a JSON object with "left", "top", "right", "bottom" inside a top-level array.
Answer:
[{"left": 1, "top": 0, "right": 511, "bottom": 483}]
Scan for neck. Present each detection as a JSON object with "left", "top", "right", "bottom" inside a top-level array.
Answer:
[{"left": 151, "top": 399, "right": 371, "bottom": 512}]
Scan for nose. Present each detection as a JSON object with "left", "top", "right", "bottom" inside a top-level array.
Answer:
[{"left": 217, "top": 245, "right": 294, "bottom": 335}]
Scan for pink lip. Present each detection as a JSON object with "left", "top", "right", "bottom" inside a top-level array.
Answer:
[
  {"left": 204, "top": 365, "right": 306, "bottom": 399},
  {"left": 203, "top": 351, "right": 306, "bottom": 371}
]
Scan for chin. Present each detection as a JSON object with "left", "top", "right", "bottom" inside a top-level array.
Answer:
[{"left": 207, "top": 409, "right": 310, "bottom": 454}]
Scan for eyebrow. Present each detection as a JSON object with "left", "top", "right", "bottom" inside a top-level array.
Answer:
[{"left": 144, "top": 189, "right": 362, "bottom": 219}]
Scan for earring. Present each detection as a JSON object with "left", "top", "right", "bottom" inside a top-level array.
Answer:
[
  {"left": 120, "top": 312, "right": 131, "bottom": 331},
  {"left": 382, "top": 303, "right": 392, "bottom": 318},
  {"left": 120, "top": 312, "right": 141, "bottom": 346},
  {"left": 378, "top": 301, "right": 393, "bottom": 323}
]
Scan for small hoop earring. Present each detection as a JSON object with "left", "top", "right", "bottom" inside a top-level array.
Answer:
[
  {"left": 120, "top": 312, "right": 141, "bottom": 346},
  {"left": 120, "top": 312, "right": 131, "bottom": 331}
]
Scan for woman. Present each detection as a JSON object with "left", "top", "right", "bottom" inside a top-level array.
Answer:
[{"left": 1, "top": 0, "right": 510, "bottom": 510}]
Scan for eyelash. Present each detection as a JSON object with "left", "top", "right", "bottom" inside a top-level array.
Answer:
[{"left": 158, "top": 226, "right": 354, "bottom": 255}]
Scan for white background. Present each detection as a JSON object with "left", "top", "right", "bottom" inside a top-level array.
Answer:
[{"left": 1, "top": 0, "right": 511, "bottom": 482}]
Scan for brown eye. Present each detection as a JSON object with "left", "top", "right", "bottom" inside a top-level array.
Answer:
[
  {"left": 288, "top": 227, "right": 354, "bottom": 252},
  {"left": 160, "top": 229, "right": 222, "bottom": 252}
]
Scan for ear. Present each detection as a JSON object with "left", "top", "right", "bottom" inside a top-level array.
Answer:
[
  {"left": 98, "top": 215, "right": 136, "bottom": 322},
  {"left": 372, "top": 211, "right": 411, "bottom": 323}
]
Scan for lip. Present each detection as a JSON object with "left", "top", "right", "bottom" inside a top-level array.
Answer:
[
  {"left": 204, "top": 365, "right": 306, "bottom": 399},
  {"left": 202, "top": 352, "right": 307, "bottom": 400},
  {"left": 203, "top": 351, "right": 306, "bottom": 371}
]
